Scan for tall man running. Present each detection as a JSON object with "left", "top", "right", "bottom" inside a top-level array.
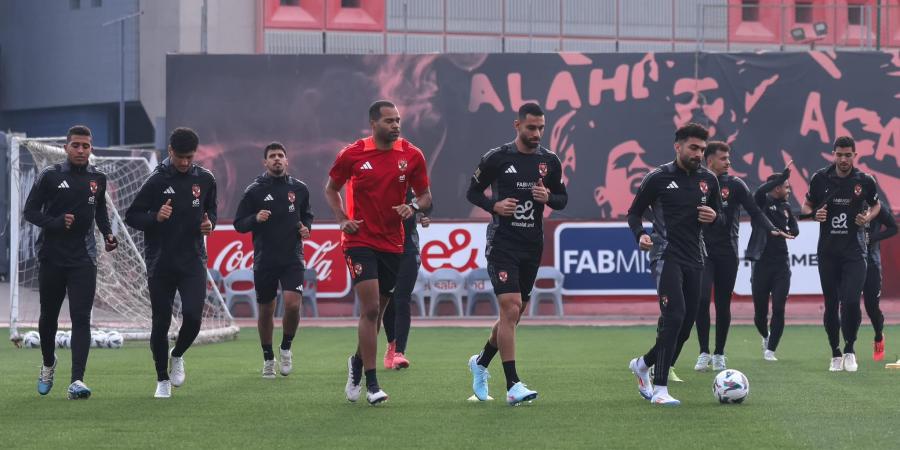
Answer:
[
  {"left": 626, "top": 123, "right": 722, "bottom": 406},
  {"left": 690, "top": 141, "right": 780, "bottom": 372},
  {"left": 126, "top": 127, "right": 217, "bottom": 398},
  {"left": 801, "top": 136, "right": 881, "bottom": 372},
  {"left": 862, "top": 203, "right": 895, "bottom": 361},
  {"left": 24, "top": 125, "right": 118, "bottom": 399},
  {"left": 234, "top": 142, "right": 313, "bottom": 378},
  {"left": 465, "top": 102, "right": 568, "bottom": 406},
  {"left": 747, "top": 168, "right": 798, "bottom": 361},
  {"left": 325, "top": 100, "right": 431, "bottom": 405}
]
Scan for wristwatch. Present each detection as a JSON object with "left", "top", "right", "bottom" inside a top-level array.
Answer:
[{"left": 409, "top": 201, "right": 420, "bottom": 211}]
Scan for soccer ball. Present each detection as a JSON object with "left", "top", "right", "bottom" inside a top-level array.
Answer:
[
  {"left": 105, "top": 331, "right": 124, "bottom": 349},
  {"left": 22, "top": 331, "right": 41, "bottom": 348},
  {"left": 712, "top": 369, "right": 750, "bottom": 404},
  {"left": 55, "top": 330, "right": 72, "bottom": 349},
  {"left": 90, "top": 330, "right": 108, "bottom": 348}
]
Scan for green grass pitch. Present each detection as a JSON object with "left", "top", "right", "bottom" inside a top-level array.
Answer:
[{"left": 2, "top": 325, "right": 898, "bottom": 449}]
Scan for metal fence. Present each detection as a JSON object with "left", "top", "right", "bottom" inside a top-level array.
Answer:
[{"left": 264, "top": 0, "right": 897, "bottom": 54}]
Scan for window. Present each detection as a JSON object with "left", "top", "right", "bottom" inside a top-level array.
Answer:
[
  {"left": 341, "top": 0, "right": 361, "bottom": 7},
  {"left": 795, "top": 1, "right": 813, "bottom": 24},
  {"left": 741, "top": 0, "right": 759, "bottom": 22},
  {"left": 69, "top": 0, "right": 81, "bottom": 10},
  {"left": 280, "top": 0, "right": 299, "bottom": 6},
  {"left": 847, "top": 5, "right": 863, "bottom": 26}
]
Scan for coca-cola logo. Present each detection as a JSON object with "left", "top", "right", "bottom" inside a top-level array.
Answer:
[
  {"left": 303, "top": 239, "right": 339, "bottom": 281},
  {"left": 421, "top": 229, "right": 480, "bottom": 272},
  {"left": 211, "top": 240, "right": 254, "bottom": 275}
]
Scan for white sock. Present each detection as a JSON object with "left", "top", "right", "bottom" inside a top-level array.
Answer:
[
  {"left": 637, "top": 357, "right": 650, "bottom": 372},
  {"left": 652, "top": 385, "right": 669, "bottom": 397}
]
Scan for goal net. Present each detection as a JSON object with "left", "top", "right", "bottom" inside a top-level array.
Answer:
[{"left": 9, "top": 137, "right": 239, "bottom": 344}]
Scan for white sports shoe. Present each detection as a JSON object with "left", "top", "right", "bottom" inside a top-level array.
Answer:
[
  {"left": 262, "top": 359, "right": 277, "bottom": 379},
  {"left": 712, "top": 354, "right": 727, "bottom": 371},
  {"left": 829, "top": 356, "right": 844, "bottom": 372},
  {"left": 280, "top": 349, "right": 293, "bottom": 376},
  {"left": 366, "top": 389, "right": 389, "bottom": 405},
  {"left": 694, "top": 353, "right": 711, "bottom": 372},
  {"left": 843, "top": 353, "right": 858, "bottom": 372},
  {"left": 344, "top": 356, "right": 362, "bottom": 402},
  {"left": 628, "top": 357, "right": 653, "bottom": 400},
  {"left": 651, "top": 391, "right": 681, "bottom": 406},
  {"left": 763, "top": 350, "right": 778, "bottom": 361},
  {"left": 169, "top": 349, "right": 186, "bottom": 387},
  {"left": 154, "top": 380, "right": 172, "bottom": 398}
]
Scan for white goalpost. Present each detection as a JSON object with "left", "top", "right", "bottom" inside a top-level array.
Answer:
[{"left": 8, "top": 137, "right": 239, "bottom": 345}]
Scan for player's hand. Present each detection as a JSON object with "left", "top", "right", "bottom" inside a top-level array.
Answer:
[
  {"left": 419, "top": 215, "right": 431, "bottom": 228},
  {"left": 771, "top": 230, "right": 795, "bottom": 240},
  {"left": 298, "top": 223, "right": 310, "bottom": 240},
  {"left": 855, "top": 212, "right": 870, "bottom": 226},
  {"left": 340, "top": 219, "right": 364, "bottom": 234},
  {"left": 256, "top": 209, "right": 271, "bottom": 223},
  {"left": 697, "top": 205, "right": 717, "bottom": 223},
  {"left": 156, "top": 199, "right": 173, "bottom": 222},
  {"left": 531, "top": 178, "right": 550, "bottom": 204},
  {"left": 64, "top": 213, "right": 75, "bottom": 230},
  {"left": 814, "top": 205, "right": 827, "bottom": 222},
  {"left": 393, "top": 204, "right": 414, "bottom": 220},
  {"left": 200, "top": 213, "right": 213, "bottom": 236},
  {"left": 104, "top": 234, "right": 119, "bottom": 251},
  {"left": 493, "top": 198, "right": 518, "bottom": 217},
  {"left": 639, "top": 234, "right": 653, "bottom": 251}
]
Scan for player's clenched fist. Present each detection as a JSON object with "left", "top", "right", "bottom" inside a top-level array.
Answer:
[
  {"left": 156, "top": 199, "right": 173, "bottom": 222},
  {"left": 256, "top": 209, "right": 271, "bottom": 223},
  {"left": 492, "top": 198, "right": 518, "bottom": 217}
]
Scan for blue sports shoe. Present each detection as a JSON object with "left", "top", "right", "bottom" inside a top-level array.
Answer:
[
  {"left": 468, "top": 355, "right": 490, "bottom": 401},
  {"left": 506, "top": 382, "right": 538, "bottom": 406},
  {"left": 37, "top": 356, "right": 57, "bottom": 395},
  {"left": 67, "top": 380, "right": 92, "bottom": 400}
]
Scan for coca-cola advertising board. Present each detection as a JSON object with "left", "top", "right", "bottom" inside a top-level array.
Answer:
[{"left": 207, "top": 224, "right": 351, "bottom": 298}]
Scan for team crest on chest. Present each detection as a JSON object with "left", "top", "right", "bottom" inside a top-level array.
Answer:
[
  {"left": 288, "top": 191, "right": 296, "bottom": 212},
  {"left": 192, "top": 184, "right": 201, "bottom": 198},
  {"left": 398, "top": 159, "right": 408, "bottom": 171},
  {"left": 721, "top": 187, "right": 730, "bottom": 200},
  {"left": 698, "top": 180, "right": 708, "bottom": 194},
  {"left": 853, "top": 184, "right": 862, "bottom": 197},
  {"left": 538, "top": 162, "right": 548, "bottom": 177},
  {"left": 89, "top": 180, "right": 98, "bottom": 194}
]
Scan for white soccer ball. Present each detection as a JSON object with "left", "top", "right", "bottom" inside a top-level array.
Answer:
[
  {"left": 90, "top": 330, "right": 109, "bottom": 348},
  {"left": 22, "top": 331, "right": 41, "bottom": 348},
  {"left": 105, "top": 331, "right": 124, "bottom": 349},
  {"left": 712, "top": 369, "right": 750, "bottom": 404},
  {"left": 55, "top": 331, "right": 70, "bottom": 349}
]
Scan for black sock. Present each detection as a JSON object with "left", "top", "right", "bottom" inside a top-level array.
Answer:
[
  {"left": 843, "top": 342, "right": 855, "bottom": 355},
  {"left": 476, "top": 342, "right": 498, "bottom": 368},
  {"left": 262, "top": 344, "right": 274, "bottom": 361},
  {"left": 875, "top": 332, "right": 884, "bottom": 343},
  {"left": 502, "top": 360, "right": 520, "bottom": 390},
  {"left": 832, "top": 347, "right": 843, "bottom": 358},
  {"left": 365, "top": 369, "right": 379, "bottom": 393},
  {"left": 280, "top": 333, "right": 294, "bottom": 351},
  {"left": 351, "top": 353, "right": 363, "bottom": 385}
]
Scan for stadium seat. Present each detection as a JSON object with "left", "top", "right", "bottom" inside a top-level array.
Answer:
[
  {"left": 428, "top": 268, "right": 465, "bottom": 317},
  {"left": 465, "top": 268, "right": 499, "bottom": 316},
  {"left": 529, "top": 266, "right": 565, "bottom": 317},
  {"left": 207, "top": 268, "right": 223, "bottom": 295},
  {"left": 301, "top": 268, "right": 319, "bottom": 318},
  {"left": 410, "top": 268, "right": 429, "bottom": 317},
  {"left": 224, "top": 269, "right": 258, "bottom": 319}
]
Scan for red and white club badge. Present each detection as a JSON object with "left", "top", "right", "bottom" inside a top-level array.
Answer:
[
  {"left": 498, "top": 271, "right": 508, "bottom": 283},
  {"left": 398, "top": 159, "right": 408, "bottom": 171},
  {"left": 853, "top": 184, "right": 862, "bottom": 197},
  {"left": 353, "top": 263, "right": 363, "bottom": 276},
  {"left": 721, "top": 187, "right": 730, "bottom": 200},
  {"left": 698, "top": 180, "right": 708, "bottom": 194},
  {"left": 287, "top": 191, "right": 295, "bottom": 203},
  {"left": 89, "top": 180, "right": 98, "bottom": 194},
  {"left": 660, "top": 295, "right": 669, "bottom": 307},
  {"left": 192, "top": 184, "right": 201, "bottom": 198},
  {"left": 538, "top": 162, "right": 548, "bottom": 177}
]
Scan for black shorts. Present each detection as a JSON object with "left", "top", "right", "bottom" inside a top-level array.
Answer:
[
  {"left": 487, "top": 245, "right": 542, "bottom": 298},
  {"left": 344, "top": 247, "right": 401, "bottom": 296},
  {"left": 254, "top": 263, "right": 305, "bottom": 303}
]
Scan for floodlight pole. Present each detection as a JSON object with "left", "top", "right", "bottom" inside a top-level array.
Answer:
[{"left": 103, "top": 11, "right": 142, "bottom": 146}]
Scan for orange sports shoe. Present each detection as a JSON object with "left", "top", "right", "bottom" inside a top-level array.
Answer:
[
  {"left": 383, "top": 341, "right": 396, "bottom": 369},
  {"left": 392, "top": 352, "right": 410, "bottom": 370}
]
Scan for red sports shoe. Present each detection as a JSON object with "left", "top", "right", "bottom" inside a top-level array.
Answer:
[
  {"left": 873, "top": 335, "right": 885, "bottom": 362},
  {"left": 383, "top": 341, "right": 396, "bottom": 369},
  {"left": 392, "top": 352, "right": 410, "bottom": 370}
]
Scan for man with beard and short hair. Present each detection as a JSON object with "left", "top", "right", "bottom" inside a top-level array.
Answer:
[
  {"left": 465, "top": 102, "right": 568, "bottom": 406},
  {"left": 801, "top": 136, "right": 881, "bottom": 372},
  {"left": 626, "top": 123, "right": 722, "bottom": 406}
]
